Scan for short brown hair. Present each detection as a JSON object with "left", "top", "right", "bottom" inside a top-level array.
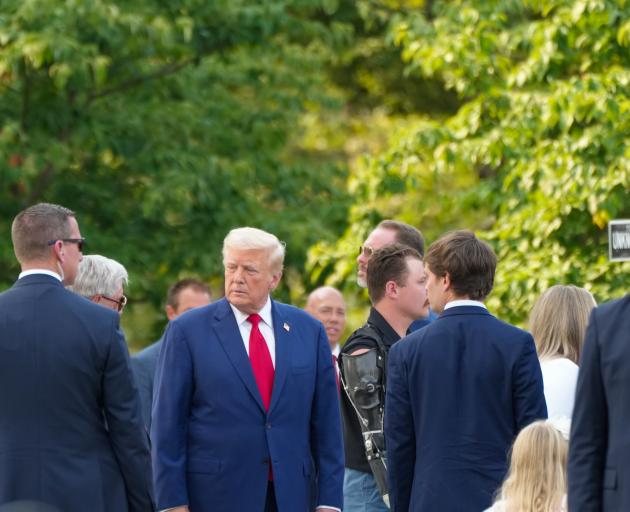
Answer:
[
  {"left": 529, "top": 285, "right": 596, "bottom": 364},
  {"left": 11, "top": 203, "right": 75, "bottom": 263},
  {"left": 367, "top": 243, "right": 422, "bottom": 304},
  {"left": 377, "top": 220, "right": 425, "bottom": 257},
  {"left": 166, "top": 278, "right": 212, "bottom": 309},
  {"left": 424, "top": 230, "right": 496, "bottom": 301}
]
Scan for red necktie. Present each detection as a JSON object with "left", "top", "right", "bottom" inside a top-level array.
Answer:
[{"left": 247, "top": 314, "right": 274, "bottom": 411}]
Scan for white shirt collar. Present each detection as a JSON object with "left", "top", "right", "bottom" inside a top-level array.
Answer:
[
  {"left": 18, "top": 269, "right": 62, "bottom": 282},
  {"left": 332, "top": 344, "right": 340, "bottom": 357},
  {"left": 444, "top": 299, "right": 487, "bottom": 310},
  {"left": 229, "top": 296, "right": 273, "bottom": 328}
]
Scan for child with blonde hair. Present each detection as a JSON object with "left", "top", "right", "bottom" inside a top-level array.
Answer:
[{"left": 485, "top": 421, "right": 568, "bottom": 512}]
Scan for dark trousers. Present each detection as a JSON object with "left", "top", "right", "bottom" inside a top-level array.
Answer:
[{"left": 265, "top": 481, "right": 277, "bottom": 512}]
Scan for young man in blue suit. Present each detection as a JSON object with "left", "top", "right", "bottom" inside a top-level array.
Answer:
[
  {"left": 568, "top": 294, "right": 630, "bottom": 512},
  {"left": 385, "top": 230, "right": 547, "bottom": 512},
  {"left": 152, "top": 227, "right": 344, "bottom": 512},
  {"left": 0, "top": 203, "right": 154, "bottom": 512}
]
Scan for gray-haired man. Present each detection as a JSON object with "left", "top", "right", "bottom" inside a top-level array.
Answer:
[{"left": 68, "top": 254, "right": 129, "bottom": 313}]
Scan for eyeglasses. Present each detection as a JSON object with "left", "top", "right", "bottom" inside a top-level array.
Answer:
[
  {"left": 48, "top": 238, "right": 86, "bottom": 252},
  {"left": 358, "top": 245, "right": 374, "bottom": 258},
  {"left": 100, "top": 294, "right": 127, "bottom": 312}
]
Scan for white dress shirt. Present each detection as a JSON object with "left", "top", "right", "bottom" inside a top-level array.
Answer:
[
  {"left": 229, "top": 297, "right": 276, "bottom": 366},
  {"left": 18, "top": 269, "right": 62, "bottom": 281},
  {"left": 444, "top": 299, "right": 487, "bottom": 310}
]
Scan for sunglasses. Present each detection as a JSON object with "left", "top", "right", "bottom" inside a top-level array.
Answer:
[
  {"left": 48, "top": 238, "right": 86, "bottom": 252},
  {"left": 100, "top": 294, "right": 127, "bottom": 312},
  {"left": 358, "top": 245, "right": 374, "bottom": 257}
]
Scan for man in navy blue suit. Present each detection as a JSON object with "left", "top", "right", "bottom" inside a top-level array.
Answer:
[
  {"left": 385, "top": 230, "right": 547, "bottom": 512},
  {"left": 152, "top": 227, "right": 344, "bottom": 512},
  {"left": 132, "top": 278, "right": 211, "bottom": 430},
  {"left": 568, "top": 294, "right": 630, "bottom": 511},
  {"left": 0, "top": 203, "right": 153, "bottom": 512}
]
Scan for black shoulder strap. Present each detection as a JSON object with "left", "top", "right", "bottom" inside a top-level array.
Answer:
[{"left": 342, "top": 321, "right": 389, "bottom": 387}]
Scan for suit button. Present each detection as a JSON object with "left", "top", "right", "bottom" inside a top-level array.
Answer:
[
  {"left": 266, "top": 423, "right": 272, "bottom": 429},
  {"left": 262, "top": 458, "right": 270, "bottom": 464}
]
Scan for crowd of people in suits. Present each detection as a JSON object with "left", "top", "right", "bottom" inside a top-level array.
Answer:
[{"left": 0, "top": 202, "right": 628, "bottom": 512}]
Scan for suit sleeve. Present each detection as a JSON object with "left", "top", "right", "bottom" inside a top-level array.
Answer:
[
  {"left": 151, "top": 321, "right": 193, "bottom": 510},
  {"left": 311, "top": 323, "right": 345, "bottom": 509},
  {"left": 568, "top": 309, "right": 607, "bottom": 512},
  {"left": 512, "top": 333, "right": 547, "bottom": 431},
  {"left": 102, "top": 318, "right": 155, "bottom": 512},
  {"left": 131, "top": 354, "right": 153, "bottom": 431},
  {"left": 385, "top": 342, "right": 415, "bottom": 512}
]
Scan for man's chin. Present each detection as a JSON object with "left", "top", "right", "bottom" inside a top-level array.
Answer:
[{"left": 356, "top": 276, "right": 367, "bottom": 288}]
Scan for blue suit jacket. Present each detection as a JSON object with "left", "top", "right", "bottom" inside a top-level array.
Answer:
[
  {"left": 385, "top": 306, "right": 547, "bottom": 512},
  {"left": 152, "top": 298, "right": 344, "bottom": 511},
  {"left": 568, "top": 295, "right": 630, "bottom": 512},
  {"left": 132, "top": 338, "right": 162, "bottom": 431},
  {"left": 0, "top": 274, "right": 153, "bottom": 512}
]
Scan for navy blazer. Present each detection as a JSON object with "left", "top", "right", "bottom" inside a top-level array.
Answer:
[
  {"left": 0, "top": 274, "right": 153, "bottom": 512},
  {"left": 152, "top": 297, "right": 344, "bottom": 511},
  {"left": 568, "top": 294, "right": 630, "bottom": 512},
  {"left": 132, "top": 338, "right": 162, "bottom": 431},
  {"left": 385, "top": 306, "right": 547, "bottom": 512}
]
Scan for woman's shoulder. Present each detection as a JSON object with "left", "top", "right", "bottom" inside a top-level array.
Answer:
[
  {"left": 483, "top": 500, "right": 507, "bottom": 512},
  {"left": 540, "top": 357, "right": 579, "bottom": 374}
]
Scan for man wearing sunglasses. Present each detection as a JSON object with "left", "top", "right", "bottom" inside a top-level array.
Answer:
[
  {"left": 0, "top": 203, "right": 154, "bottom": 512},
  {"left": 68, "top": 254, "right": 129, "bottom": 314}
]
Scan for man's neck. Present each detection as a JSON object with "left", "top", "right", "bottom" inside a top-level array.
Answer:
[
  {"left": 374, "top": 303, "right": 411, "bottom": 339},
  {"left": 21, "top": 261, "right": 56, "bottom": 272}
]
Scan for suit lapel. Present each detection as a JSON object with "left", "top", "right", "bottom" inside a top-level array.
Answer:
[
  {"left": 212, "top": 299, "right": 266, "bottom": 414},
  {"left": 269, "top": 301, "right": 290, "bottom": 415}
]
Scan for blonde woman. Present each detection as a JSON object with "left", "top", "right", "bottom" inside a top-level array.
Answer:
[
  {"left": 529, "top": 285, "right": 596, "bottom": 420},
  {"left": 485, "top": 421, "right": 568, "bottom": 512}
]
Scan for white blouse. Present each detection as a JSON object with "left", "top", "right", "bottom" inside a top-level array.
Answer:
[{"left": 540, "top": 357, "right": 579, "bottom": 421}]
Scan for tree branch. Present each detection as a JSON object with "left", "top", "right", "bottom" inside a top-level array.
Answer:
[
  {"left": 86, "top": 58, "right": 194, "bottom": 105},
  {"left": 20, "top": 58, "right": 30, "bottom": 131}
]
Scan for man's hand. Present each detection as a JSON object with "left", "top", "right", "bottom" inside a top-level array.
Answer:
[
  {"left": 164, "top": 507, "right": 189, "bottom": 512},
  {"left": 316, "top": 508, "right": 339, "bottom": 512}
]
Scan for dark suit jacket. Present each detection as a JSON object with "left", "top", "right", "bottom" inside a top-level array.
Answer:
[
  {"left": 152, "top": 297, "right": 344, "bottom": 512},
  {"left": 385, "top": 305, "right": 547, "bottom": 512},
  {"left": 568, "top": 294, "right": 630, "bottom": 512},
  {"left": 132, "top": 339, "right": 162, "bottom": 431},
  {"left": 0, "top": 274, "right": 154, "bottom": 512}
]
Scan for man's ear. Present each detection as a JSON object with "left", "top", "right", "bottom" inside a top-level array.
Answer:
[
  {"left": 384, "top": 280, "right": 398, "bottom": 299},
  {"left": 269, "top": 270, "right": 283, "bottom": 291},
  {"left": 165, "top": 305, "right": 177, "bottom": 321},
  {"left": 443, "top": 272, "right": 452, "bottom": 292},
  {"left": 52, "top": 240, "right": 64, "bottom": 263}
]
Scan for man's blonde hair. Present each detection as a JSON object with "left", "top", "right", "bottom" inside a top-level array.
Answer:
[
  {"left": 529, "top": 285, "right": 596, "bottom": 364},
  {"left": 222, "top": 227, "right": 285, "bottom": 273},
  {"left": 495, "top": 420, "right": 568, "bottom": 512}
]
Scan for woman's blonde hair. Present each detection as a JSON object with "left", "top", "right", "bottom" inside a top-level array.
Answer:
[
  {"left": 529, "top": 285, "right": 596, "bottom": 364},
  {"left": 495, "top": 421, "right": 568, "bottom": 512}
]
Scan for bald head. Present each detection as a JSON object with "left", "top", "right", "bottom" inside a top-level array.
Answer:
[{"left": 305, "top": 286, "right": 347, "bottom": 349}]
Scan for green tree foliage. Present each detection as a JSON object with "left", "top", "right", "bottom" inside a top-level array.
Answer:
[
  {"left": 0, "top": 0, "right": 351, "bottom": 344},
  {"left": 310, "top": 0, "right": 630, "bottom": 325}
]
